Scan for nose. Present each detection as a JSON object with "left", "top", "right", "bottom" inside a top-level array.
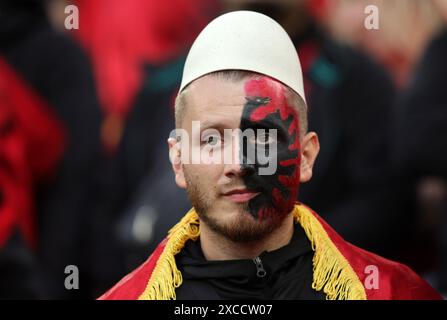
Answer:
[{"left": 223, "top": 132, "right": 255, "bottom": 178}]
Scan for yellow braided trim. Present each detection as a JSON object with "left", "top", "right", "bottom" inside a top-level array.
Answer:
[
  {"left": 139, "top": 204, "right": 367, "bottom": 300},
  {"left": 138, "top": 208, "right": 200, "bottom": 300},
  {"left": 293, "top": 205, "right": 367, "bottom": 300}
]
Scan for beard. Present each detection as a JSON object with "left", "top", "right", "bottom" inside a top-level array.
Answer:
[{"left": 184, "top": 170, "right": 287, "bottom": 243}]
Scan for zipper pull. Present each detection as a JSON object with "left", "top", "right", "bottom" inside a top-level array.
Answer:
[{"left": 253, "top": 257, "right": 267, "bottom": 278}]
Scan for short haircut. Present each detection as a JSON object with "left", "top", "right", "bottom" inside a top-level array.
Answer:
[{"left": 175, "top": 70, "right": 308, "bottom": 136}]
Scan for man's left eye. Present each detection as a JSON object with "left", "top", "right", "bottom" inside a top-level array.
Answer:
[{"left": 255, "top": 132, "right": 275, "bottom": 145}]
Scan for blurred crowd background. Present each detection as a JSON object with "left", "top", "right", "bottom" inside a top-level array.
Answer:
[{"left": 1, "top": 0, "right": 447, "bottom": 299}]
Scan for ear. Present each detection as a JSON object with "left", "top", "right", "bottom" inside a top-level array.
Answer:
[
  {"left": 299, "top": 132, "right": 320, "bottom": 183},
  {"left": 168, "top": 137, "right": 187, "bottom": 189}
]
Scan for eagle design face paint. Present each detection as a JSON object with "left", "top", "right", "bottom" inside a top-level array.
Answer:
[{"left": 240, "top": 77, "right": 301, "bottom": 221}]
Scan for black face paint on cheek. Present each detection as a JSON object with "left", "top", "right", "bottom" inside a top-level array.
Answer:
[{"left": 240, "top": 77, "right": 301, "bottom": 221}]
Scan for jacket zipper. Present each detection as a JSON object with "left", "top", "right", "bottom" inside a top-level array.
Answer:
[{"left": 253, "top": 257, "right": 267, "bottom": 278}]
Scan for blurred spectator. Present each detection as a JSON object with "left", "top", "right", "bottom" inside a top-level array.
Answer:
[
  {"left": 319, "top": 0, "right": 442, "bottom": 87},
  {"left": 221, "top": 0, "right": 408, "bottom": 260},
  {"left": 47, "top": 0, "right": 220, "bottom": 287},
  {"left": 65, "top": 0, "right": 218, "bottom": 153},
  {"left": 394, "top": 0, "right": 447, "bottom": 292},
  {"left": 0, "top": 57, "right": 64, "bottom": 298},
  {"left": 0, "top": 0, "right": 103, "bottom": 298}
]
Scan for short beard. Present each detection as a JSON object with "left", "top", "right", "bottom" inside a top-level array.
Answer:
[{"left": 185, "top": 172, "right": 286, "bottom": 243}]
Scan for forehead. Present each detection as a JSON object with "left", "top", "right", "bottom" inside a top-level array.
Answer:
[
  {"left": 181, "top": 75, "right": 248, "bottom": 129},
  {"left": 180, "top": 74, "right": 297, "bottom": 130},
  {"left": 186, "top": 75, "right": 247, "bottom": 115}
]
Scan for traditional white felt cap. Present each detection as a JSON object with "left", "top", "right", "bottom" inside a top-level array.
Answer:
[{"left": 179, "top": 10, "right": 306, "bottom": 102}]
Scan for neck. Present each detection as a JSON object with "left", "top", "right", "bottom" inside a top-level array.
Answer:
[{"left": 199, "top": 213, "right": 295, "bottom": 261}]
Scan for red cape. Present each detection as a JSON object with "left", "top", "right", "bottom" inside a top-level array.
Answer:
[{"left": 100, "top": 205, "right": 442, "bottom": 300}]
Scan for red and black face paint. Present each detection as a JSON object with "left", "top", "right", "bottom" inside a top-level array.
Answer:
[{"left": 240, "top": 77, "right": 301, "bottom": 221}]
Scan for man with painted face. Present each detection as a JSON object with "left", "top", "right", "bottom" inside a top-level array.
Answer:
[{"left": 100, "top": 11, "right": 441, "bottom": 300}]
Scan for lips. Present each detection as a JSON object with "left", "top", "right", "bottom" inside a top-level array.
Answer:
[{"left": 222, "top": 189, "right": 260, "bottom": 203}]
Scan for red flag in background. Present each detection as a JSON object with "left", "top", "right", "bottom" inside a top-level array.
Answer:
[
  {"left": 74, "top": 0, "right": 218, "bottom": 121},
  {"left": 0, "top": 57, "right": 65, "bottom": 248}
]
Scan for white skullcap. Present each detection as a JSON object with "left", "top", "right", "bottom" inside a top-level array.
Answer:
[{"left": 179, "top": 10, "right": 306, "bottom": 102}]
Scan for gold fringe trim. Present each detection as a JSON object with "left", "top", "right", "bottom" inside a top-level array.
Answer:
[
  {"left": 293, "top": 205, "right": 367, "bottom": 300},
  {"left": 138, "top": 209, "right": 200, "bottom": 300},
  {"left": 138, "top": 204, "right": 367, "bottom": 300}
]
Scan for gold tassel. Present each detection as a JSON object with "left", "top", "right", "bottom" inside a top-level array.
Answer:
[
  {"left": 139, "top": 204, "right": 367, "bottom": 300},
  {"left": 138, "top": 209, "right": 200, "bottom": 300},
  {"left": 294, "top": 205, "right": 367, "bottom": 300}
]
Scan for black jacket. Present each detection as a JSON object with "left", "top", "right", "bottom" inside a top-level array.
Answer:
[{"left": 175, "top": 223, "right": 325, "bottom": 300}]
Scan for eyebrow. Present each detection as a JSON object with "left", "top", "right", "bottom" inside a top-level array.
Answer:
[
  {"left": 199, "top": 119, "right": 234, "bottom": 132},
  {"left": 241, "top": 114, "right": 291, "bottom": 131},
  {"left": 197, "top": 114, "right": 295, "bottom": 134}
]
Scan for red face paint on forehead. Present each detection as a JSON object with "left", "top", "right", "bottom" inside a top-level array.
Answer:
[
  {"left": 244, "top": 77, "right": 300, "bottom": 152},
  {"left": 239, "top": 76, "right": 301, "bottom": 221}
]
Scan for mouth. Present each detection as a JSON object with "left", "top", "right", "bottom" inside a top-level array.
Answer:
[{"left": 222, "top": 188, "right": 260, "bottom": 203}]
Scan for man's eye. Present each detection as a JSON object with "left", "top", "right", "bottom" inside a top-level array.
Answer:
[
  {"left": 256, "top": 132, "right": 275, "bottom": 145},
  {"left": 204, "top": 135, "right": 220, "bottom": 145}
]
